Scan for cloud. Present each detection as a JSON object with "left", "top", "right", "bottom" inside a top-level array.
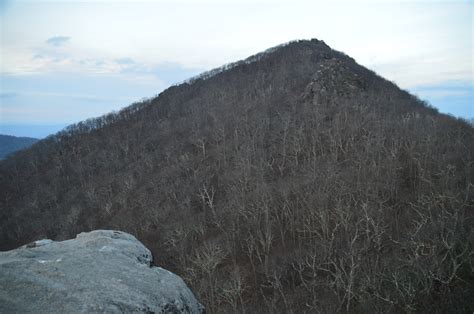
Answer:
[
  {"left": 412, "top": 82, "right": 472, "bottom": 100},
  {"left": 411, "top": 80, "right": 473, "bottom": 118},
  {"left": 113, "top": 59, "right": 204, "bottom": 85},
  {"left": 0, "top": 72, "right": 167, "bottom": 126},
  {"left": 46, "top": 36, "right": 70, "bottom": 47},
  {"left": 116, "top": 57, "right": 135, "bottom": 65},
  {"left": 0, "top": 92, "right": 18, "bottom": 99},
  {"left": 152, "top": 62, "right": 203, "bottom": 84}
]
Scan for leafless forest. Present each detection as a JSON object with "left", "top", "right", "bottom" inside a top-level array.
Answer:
[{"left": 1, "top": 40, "right": 473, "bottom": 312}]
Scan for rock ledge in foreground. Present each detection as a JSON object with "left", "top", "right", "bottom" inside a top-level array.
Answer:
[{"left": 0, "top": 230, "right": 204, "bottom": 313}]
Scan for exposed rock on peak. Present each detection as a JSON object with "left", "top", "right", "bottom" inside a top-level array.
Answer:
[
  {"left": 303, "top": 58, "right": 365, "bottom": 103},
  {"left": 0, "top": 230, "right": 204, "bottom": 313}
]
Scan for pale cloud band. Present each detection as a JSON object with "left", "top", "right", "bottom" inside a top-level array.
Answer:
[{"left": 46, "top": 36, "right": 70, "bottom": 47}]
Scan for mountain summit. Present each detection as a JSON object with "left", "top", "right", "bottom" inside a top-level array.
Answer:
[{"left": 1, "top": 39, "right": 472, "bottom": 312}]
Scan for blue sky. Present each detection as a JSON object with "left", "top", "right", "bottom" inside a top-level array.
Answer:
[{"left": 0, "top": 0, "right": 472, "bottom": 138}]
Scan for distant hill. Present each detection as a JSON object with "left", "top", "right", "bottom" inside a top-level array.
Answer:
[
  {"left": 0, "top": 135, "right": 38, "bottom": 159},
  {"left": 0, "top": 39, "right": 473, "bottom": 312}
]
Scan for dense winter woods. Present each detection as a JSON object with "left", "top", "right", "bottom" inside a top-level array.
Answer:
[{"left": 0, "top": 39, "right": 473, "bottom": 312}]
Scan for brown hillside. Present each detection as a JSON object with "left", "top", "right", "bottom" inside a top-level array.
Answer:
[{"left": 1, "top": 39, "right": 473, "bottom": 312}]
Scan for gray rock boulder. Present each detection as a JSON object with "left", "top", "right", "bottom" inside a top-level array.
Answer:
[{"left": 0, "top": 230, "right": 204, "bottom": 313}]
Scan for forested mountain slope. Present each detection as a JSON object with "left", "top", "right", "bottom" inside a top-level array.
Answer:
[
  {"left": 0, "top": 135, "right": 38, "bottom": 159},
  {"left": 1, "top": 39, "right": 473, "bottom": 312}
]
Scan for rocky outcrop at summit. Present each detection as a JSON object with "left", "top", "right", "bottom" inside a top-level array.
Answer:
[{"left": 0, "top": 230, "right": 204, "bottom": 313}]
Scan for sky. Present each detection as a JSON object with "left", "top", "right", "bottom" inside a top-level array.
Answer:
[{"left": 0, "top": 0, "right": 472, "bottom": 138}]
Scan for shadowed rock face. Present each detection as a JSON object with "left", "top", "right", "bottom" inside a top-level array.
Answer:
[{"left": 0, "top": 230, "right": 204, "bottom": 313}]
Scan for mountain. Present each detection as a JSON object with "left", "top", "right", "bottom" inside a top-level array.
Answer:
[
  {"left": 0, "top": 39, "right": 473, "bottom": 312},
  {"left": 0, "top": 134, "right": 38, "bottom": 159}
]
